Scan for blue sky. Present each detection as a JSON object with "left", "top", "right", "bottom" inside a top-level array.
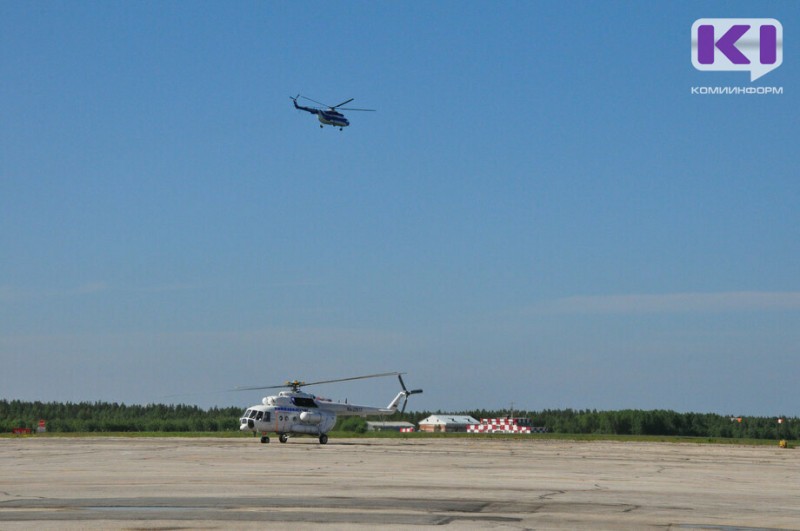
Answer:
[{"left": 2, "top": 2, "right": 798, "bottom": 416}]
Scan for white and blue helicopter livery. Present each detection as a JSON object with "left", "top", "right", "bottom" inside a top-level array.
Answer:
[
  {"left": 238, "top": 372, "right": 422, "bottom": 444},
  {"left": 291, "top": 94, "right": 375, "bottom": 130}
]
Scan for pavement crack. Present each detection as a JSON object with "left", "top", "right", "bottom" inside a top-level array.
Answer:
[{"left": 537, "top": 490, "right": 565, "bottom": 500}]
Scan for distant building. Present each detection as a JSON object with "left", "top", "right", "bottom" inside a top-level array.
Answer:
[
  {"left": 418, "top": 415, "right": 479, "bottom": 433},
  {"left": 366, "top": 421, "right": 415, "bottom": 432}
]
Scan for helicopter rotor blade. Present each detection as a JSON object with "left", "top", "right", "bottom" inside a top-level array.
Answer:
[
  {"left": 398, "top": 373, "right": 422, "bottom": 413},
  {"left": 234, "top": 371, "right": 403, "bottom": 392},
  {"left": 331, "top": 98, "right": 354, "bottom": 109},
  {"left": 296, "top": 96, "right": 375, "bottom": 111},
  {"left": 400, "top": 390, "right": 422, "bottom": 413},
  {"left": 301, "top": 372, "right": 402, "bottom": 388},
  {"left": 234, "top": 383, "right": 296, "bottom": 392},
  {"left": 299, "top": 95, "right": 330, "bottom": 108},
  {"left": 398, "top": 374, "right": 407, "bottom": 392}
]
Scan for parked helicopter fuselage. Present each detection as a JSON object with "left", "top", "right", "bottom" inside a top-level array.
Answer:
[
  {"left": 236, "top": 372, "right": 422, "bottom": 444},
  {"left": 239, "top": 391, "right": 336, "bottom": 436}
]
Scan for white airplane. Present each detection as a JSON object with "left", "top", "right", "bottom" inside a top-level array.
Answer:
[{"left": 237, "top": 372, "right": 422, "bottom": 444}]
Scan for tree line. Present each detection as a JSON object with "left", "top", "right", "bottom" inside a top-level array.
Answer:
[
  {"left": 0, "top": 400, "right": 241, "bottom": 433},
  {"left": 2, "top": 400, "right": 796, "bottom": 440}
]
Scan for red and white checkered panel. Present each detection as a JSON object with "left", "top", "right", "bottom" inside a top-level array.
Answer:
[
  {"left": 467, "top": 419, "right": 547, "bottom": 434},
  {"left": 479, "top": 418, "right": 530, "bottom": 426}
]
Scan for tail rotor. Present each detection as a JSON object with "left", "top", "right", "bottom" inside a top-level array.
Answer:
[{"left": 398, "top": 374, "right": 423, "bottom": 413}]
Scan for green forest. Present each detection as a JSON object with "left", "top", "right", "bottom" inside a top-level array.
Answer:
[{"left": 1, "top": 400, "right": 796, "bottom": 440}]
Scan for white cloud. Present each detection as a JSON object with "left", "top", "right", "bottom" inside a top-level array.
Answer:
[
  {"left": 0, "top": 279, "right": 319, "bottom": 302},
  {"left": 539, "top": 291, "right": 800, "bottom": 315},
  {"left": 0, "top": 282, "right": 109, "bottom": 302}
]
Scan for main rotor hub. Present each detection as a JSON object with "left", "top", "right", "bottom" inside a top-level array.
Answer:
[{"left": 286, "top": 380, "right": 306, "bottom": 392}]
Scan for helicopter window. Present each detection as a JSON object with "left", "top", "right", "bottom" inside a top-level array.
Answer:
[
  {"left": 291, "top": 397, "right": 317, "bottom": 408},
  {"left": 263, "top": 412, "right": 271, "bottom": 422},
  {"left": 255, "top": 411, "right": 263, "bottom": 421},
  {"left": 247, "top": 410, "right": 257, "bottom": 419}
]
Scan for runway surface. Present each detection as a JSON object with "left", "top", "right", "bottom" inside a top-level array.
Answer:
[{"left": 1, "top": 436, "right": 798, "bottom": 529}]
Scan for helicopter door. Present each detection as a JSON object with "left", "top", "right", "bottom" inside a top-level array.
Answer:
[
  {"left": 255, "top": 410, "right": 270, "bottom": 430},
  {"left": 276, "top": 412, "right": 290, "bottom": 432}
]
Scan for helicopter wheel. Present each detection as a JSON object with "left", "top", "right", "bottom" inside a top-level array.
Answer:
[
  {"left": 279, "top": 433, "right": 288, "bottom": 443},
  {"left": 260, "top": 436, "right": 269, "bottom": 444},
  {"left": 319, "top": 434, "right": 328, "bottom": 445}
]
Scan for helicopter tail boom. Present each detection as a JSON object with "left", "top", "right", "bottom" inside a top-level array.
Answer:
[
  {"left": 290, "top": 94, "right": 319, "bottom": 115},
  {"left": 315, "top": 374, "right": 423, "bottom": 417}
]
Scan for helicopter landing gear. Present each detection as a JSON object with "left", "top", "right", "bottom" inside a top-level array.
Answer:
[
  {"left": 260, "top": 435, "right": 270, "bottom": 444},
  {"left": 319, "top": 434, "right": 328, "bottom": 445},
  {"left": 279, "top": 433, "right": 288, "bottom": 443}
]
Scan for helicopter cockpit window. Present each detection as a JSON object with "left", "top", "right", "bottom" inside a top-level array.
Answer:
[
  {"left": 291, "top": 397, "right": 317, "bottom": 408},
  {"left": 263, "top": 412, "right": 271, "bottom": 422},
  {"left": 255, "top": 411, "right": 263, "bottom": 421},
  {"left": 247, "top": 410, "right": 258, "bottom": 419}
]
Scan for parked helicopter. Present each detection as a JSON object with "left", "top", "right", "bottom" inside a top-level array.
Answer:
[
  {"left": 237, "top": 372, "right": 422, "bottom": 444},
  {"left": 290, "top": 94, "right": 375, "bottom": 130}
]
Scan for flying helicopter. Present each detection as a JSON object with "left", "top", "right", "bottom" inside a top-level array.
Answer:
[
  {"left": 290, "top": 94, "right": 376, "bottom": 130},
  {"left": 237, "top": 372, "right": 422, "bottom": 444}
]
